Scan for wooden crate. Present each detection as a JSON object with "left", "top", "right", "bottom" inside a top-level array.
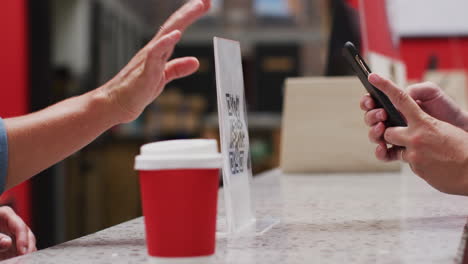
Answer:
[{"left": 280, "top": 77, "right": 401, "bottom": 173}]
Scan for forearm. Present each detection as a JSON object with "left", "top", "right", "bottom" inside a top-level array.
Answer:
[
  {"left": 4, "top": 88, "right": 118, "bottom": 189},
  {"left": 1, "top": 0, "right": 210, "bottom": 190}
]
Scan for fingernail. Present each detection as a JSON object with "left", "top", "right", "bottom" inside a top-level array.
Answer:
[
  {"left": 0, "top": 237, "right": 10, "bottom": 244},
  {"left": 365, "top": 100, "right": 373, "bottom": 109}
]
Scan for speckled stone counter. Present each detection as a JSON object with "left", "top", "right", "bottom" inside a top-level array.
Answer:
[{"left": 3, "top": 167, "right": 468, "bottom": 264}]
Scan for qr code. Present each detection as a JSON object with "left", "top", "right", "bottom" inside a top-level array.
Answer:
[
  {"left": 229, "top": 151, "right": 245, "bottom": 174},
  {"left": 226, "top": 93, "right": 240, "bottom": 118},
  {"left": 226, "top": 93, "right": 246, "bottom": 175}
]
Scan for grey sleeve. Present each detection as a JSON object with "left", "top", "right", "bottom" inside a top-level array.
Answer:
[{"left": 0, "top": 118, "right": 7, "bottom": 194}]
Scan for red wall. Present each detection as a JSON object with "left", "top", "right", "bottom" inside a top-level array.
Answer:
[
  {"left": 346, "top": 0, "right": 359, "bottom": 9},
  {"left": 360, "top": 0, "right": 400, "bottom": 60},
  {"left": 0, "top": 0, "right": 32, "bottom": 227},
  {"left": 401, "top": 37, "right": 468, "bottom": 80},
  {"left": 357, "top": 0, "right": 468, "bottom": 81},
  {"left": 0, "top": 0, "right": 29, "bottom": 116}
]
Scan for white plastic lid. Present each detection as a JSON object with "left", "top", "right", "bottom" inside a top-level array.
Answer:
[{"left": 134, "top": 139, "right": 222, "bottom": 171}]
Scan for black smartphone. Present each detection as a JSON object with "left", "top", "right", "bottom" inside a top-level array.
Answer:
[{"left": 342, "top": 42, "right": 407, "bottom": 127}]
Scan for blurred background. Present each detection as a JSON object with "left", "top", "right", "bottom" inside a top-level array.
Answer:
[{"left": 1, "top": 0, "right": 468, "bottom": 250}]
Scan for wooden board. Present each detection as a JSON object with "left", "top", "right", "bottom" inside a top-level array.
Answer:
[
  {"left": 280, "top": 77, "right": 401, "bottom": 173},
  {"left": 424, "top": 71, "right": 468, "bottom": 111}
]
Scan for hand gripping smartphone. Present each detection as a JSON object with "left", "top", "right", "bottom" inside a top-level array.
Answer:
[{"left": 343, "top": 42, "right": 407, "bottom": 127}]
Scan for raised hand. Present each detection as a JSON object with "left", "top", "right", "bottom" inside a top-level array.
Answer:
[
  {"left": 3, "top": 0, "right": 213, "bottom": 193},
  {"left": 100, "top": 0, "right": 211, "bottom": 124}
]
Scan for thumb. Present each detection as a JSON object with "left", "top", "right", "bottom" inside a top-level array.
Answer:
[
  {"left": 0, "top": 234, "right": 12, "bottom": 253},
  {"left": 368, "top": 73, "right": 424, "bottom": 123},
  {"left": 407, "top": 82, "right": 442, "bottom": 102}
]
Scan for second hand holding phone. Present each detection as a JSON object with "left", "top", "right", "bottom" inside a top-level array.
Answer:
[{"left": 342, "top": 42, "right": 407, "bottom": 127}]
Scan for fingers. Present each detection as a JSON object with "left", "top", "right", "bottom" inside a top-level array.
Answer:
[
  {"left": 368, "top": 73, "right": 423, "bottom": 123},
  {"left": 11, "top": 225, "right": 28, "bottom": 255},
  {"left": 375, "top": 142, "right": 389, "bottom": 161},
  {"left": 383, "top": 127, "right": 408, "bottom": 147},
  {"left": 386, "top": 146, "right": 405, "bottom": 161},
  {"left": 376, "top": 143, "right": 404, "bottom": 162},
  {"left": 0, "top": 234, "right": 12, "bottom": 253},
  {"left": 0, "top": 207, "right": 29, "bottom": 255},
  {"left": 374, "top": 126, "right": 409, "bottom": 162},
  {"left": 156, "top": 0, "right": 210, "bottom": 39},
  {"left": 28, "top": 229, "right": 36, "bottom": 253},
  {"left": 365, "top": 109, "right": 387, "bottom": 126},
  {"left": 145, "top": 30, "right": 182, "bottom": 77},
  {"left": 151, "top": 30, "right": 182, "bottom": 60},
  {"left": 123, "top": 0, "right": 209, "bottom": 83},
  {"left": 164, "top": 57, "right": 200, "bottom": 84},
  {"left": 137, "top": 0, "right": 209, "bottom": 72},
  {"left": 360, "top": 94, "right": 376, "bottom": 111},
  {"left": 368, "top": 122, "right": 386, "bottom": 143},
  {"left": 400, "top": 148, "right": 410, "bottom": 163}
]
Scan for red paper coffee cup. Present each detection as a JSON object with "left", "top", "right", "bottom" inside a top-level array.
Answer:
[{"left": 134, "top": 140, "right": 222, "bottom": 259}]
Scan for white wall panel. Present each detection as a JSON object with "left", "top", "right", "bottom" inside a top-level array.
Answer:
[{"left": 390, "top": 0, "right": 468, "bottom": 37}]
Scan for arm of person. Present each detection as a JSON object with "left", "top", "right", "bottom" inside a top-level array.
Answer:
[
  {"left": 2, "top": 0, "right": 211, "bottom": 191},
  {"left": 4, "top": 89, "right": 117, "bottom": 189},
  {"left": 362, "top": 73, "right": 468, "bottom": 195}
]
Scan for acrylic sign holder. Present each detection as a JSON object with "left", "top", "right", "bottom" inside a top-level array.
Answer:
[{"left": 214, "top": 37, "right": 279, "bottom": 236}]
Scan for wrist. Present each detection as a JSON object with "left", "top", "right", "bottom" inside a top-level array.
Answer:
[
  {"left": 86, "top": 88, "right": 121, "bottom": 129},
  {"left": 96, "top": 80, "right": 143, "bottom": 125}
]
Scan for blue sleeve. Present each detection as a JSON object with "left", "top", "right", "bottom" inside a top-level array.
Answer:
[{"left": 0, "top": 118, "right": 7, "bottom": 194}]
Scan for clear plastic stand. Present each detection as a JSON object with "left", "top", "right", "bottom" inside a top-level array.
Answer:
[
  {"left": 214, "top": 37, "right": 279, "bottom": 237},
  {"left": 216, "top": 217, "right": 280, "bottom": 238}
]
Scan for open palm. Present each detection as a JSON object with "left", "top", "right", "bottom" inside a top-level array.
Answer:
[{"left": 101, "top": 0, "right": 211, "bottom": 124}]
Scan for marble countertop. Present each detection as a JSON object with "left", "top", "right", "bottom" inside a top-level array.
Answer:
[{"left": 3, "top": 166, "right": 468, "bottom": 263}]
